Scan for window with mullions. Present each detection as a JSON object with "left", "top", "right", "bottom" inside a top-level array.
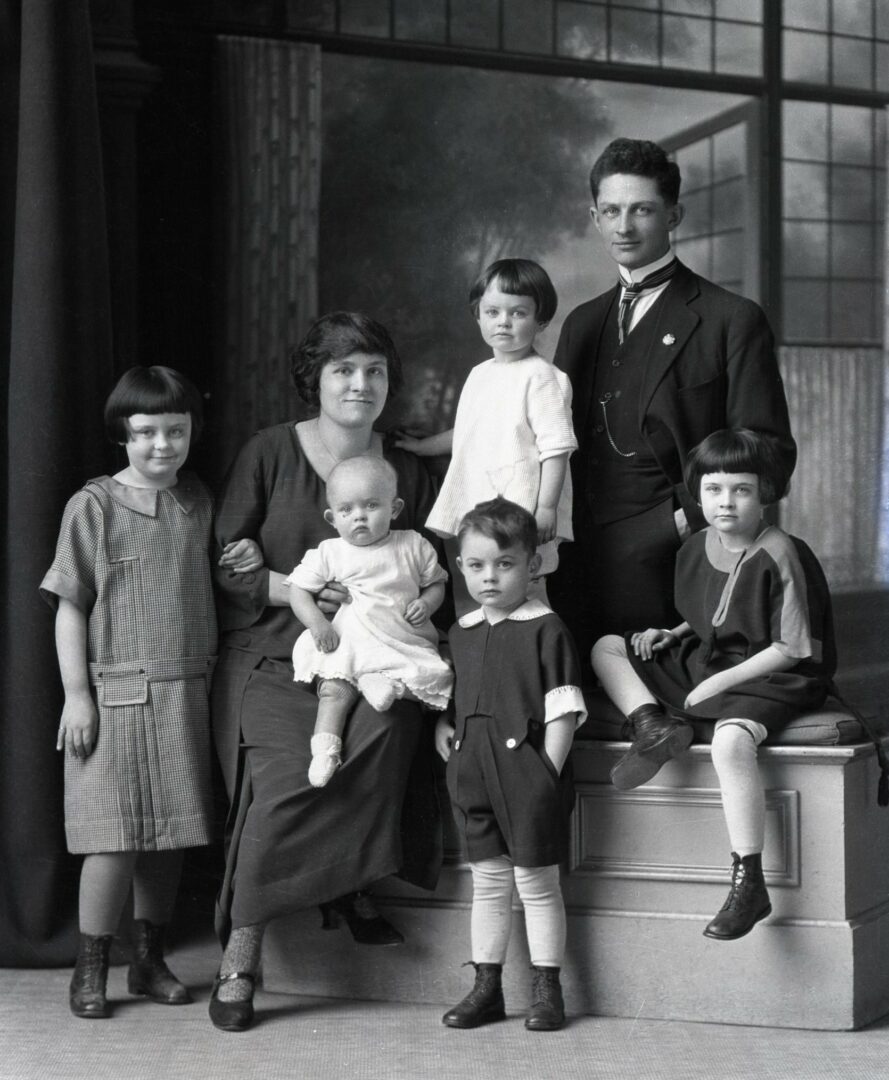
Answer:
[
  {"left": 783, "top": 0, "right": 889, "bottom": 91},
  {"left": 288, "top": 0, "right": 764, "bottom": 76},
  {"left": 782, "top": 100, "right": 886, "bottom": 343}
]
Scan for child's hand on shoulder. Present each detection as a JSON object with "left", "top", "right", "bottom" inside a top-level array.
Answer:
[
  {"left": 312, "top": 625, "right": 340, "bottom": 653},
  {"left": 434, "top": 715, "right": 455, "bottom": 762},
  {"left": 391, "top": 431, "right": 425, "bottom": 454},
  {"left": 219, "top": 538, "right": 264, "bottom": 573},
  {"left": 534, "top": 506, "right": 557, "bottom": 544},
  {"left": 57, "top": 691, "right": 99, "bottom": 759},
  {"left": 404, "top": 597, "right": 430, "bottom": 626}
]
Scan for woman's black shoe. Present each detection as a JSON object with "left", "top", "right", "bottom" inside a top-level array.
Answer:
[
  {"left": 208, "top": 971, "right": 256, "bottom": 1032},
  {"left": 319, "top": 891, "right": 404, "bottom": 945}
]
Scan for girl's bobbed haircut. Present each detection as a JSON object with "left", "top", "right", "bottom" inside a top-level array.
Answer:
[
  {"left": 104, "top": 365, "right": 204, "bottom": 444},
  {"left": 290, "top": 311, "right": 404, "bottom": 410},
  {"left": 469, "top": 259, "right": 558, "bottom": 324},
  {"left": 684, "top": 428, "right": 790, "bottom": 505},
  {"left": 456, "top": 496, "right": 539, "bottom": 557}
]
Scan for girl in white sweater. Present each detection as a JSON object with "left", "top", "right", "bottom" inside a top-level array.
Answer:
[{"left": 397, "top": 259, "right": 576, "bottom": 612}]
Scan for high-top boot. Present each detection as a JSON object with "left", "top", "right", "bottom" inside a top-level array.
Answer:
[
  {"left": 69, "top": 933, "right": 113, "bottom": 1019},
  {"left": 127, "top": 919, "right": 192, "bottom": 1004},
  {"left": 441, "top": 962, "right": 506, "bottom": 1029},
  {"left": 704, "top": 852, "right": 772, "bottom": 940},
  {"left": 525, "top": 965, "right": 565, "bottom": 1031},
  {"left": 610, "top": 704, "right": 695, "bottom": 790}
]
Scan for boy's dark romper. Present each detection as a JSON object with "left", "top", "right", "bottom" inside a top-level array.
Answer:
[{"left": 447, "top": 601, "right": 586, "bottom": 867}]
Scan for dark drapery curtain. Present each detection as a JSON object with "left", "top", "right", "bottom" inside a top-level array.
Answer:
[{"left": 0, "top": 0, "right": 114, "bottom": 965}]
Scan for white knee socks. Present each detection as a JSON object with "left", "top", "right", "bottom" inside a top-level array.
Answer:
[
  {"left": 711, "top": 722, "right": 765, "bottom": 856},
  {"left": 470, "top": 857, "right": 565, "bottom": 968}
]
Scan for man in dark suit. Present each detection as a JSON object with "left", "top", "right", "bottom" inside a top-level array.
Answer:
[{"left": 550, "top": 138, "right": 795, "bottom": 765}]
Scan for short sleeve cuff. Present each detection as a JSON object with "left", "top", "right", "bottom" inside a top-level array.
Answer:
[
  {"left": 39, "top": 568, "right": 95, "bottom": 612},
  {"left": 773, "top": 639, "right": 814, "bottom": 662},
  {"left": 538, "top": 444, "right": 576, "bottom": 463},
  {"left": 544, "top": 685, "right": 587, "bottom": 728}
]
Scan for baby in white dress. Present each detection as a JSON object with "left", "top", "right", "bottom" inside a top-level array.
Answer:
[{"left": 287, "top": 455, "right": 453, "bottom": 786}]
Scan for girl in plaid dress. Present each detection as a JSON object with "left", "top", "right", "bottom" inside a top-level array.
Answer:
[{"left": 40, "top": 367, "right": 259, "bottom": 1020}]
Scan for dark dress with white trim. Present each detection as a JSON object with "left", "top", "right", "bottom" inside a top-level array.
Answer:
[
  {"left": 628, "top": 525, "right": 835, "bottom": 731},
  {"left": 39, "top": 474, "right": 216, "bottom": 853},
  {"left": 447, "top": 601, "right": 586, "bottom": 867}
]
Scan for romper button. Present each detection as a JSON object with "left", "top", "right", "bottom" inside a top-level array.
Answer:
[
  {"left": 454, "top": 739, "right": 461, "bottom": 751},
  {"left": 506, "top": 738, "right": 517, "bottom": 749}
]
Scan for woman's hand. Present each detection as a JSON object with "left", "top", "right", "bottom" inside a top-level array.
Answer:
[
  {"left": 630, "top": 627, "right": 676, "bottom": 662},
  {"left": 534, "top": 505, "right": 557, "bottom": 544},
  {"left": 57, "top": 691, "right": 99, "bottom": 759},
  {"left": 314, "top": 581, "right": 351, "bottom": 615},
  {"left": 219, "top": 538, "right": 264, "bottom": 573},
  {"left": 404, "top": 597, "right": 430, "bottom": 626},
  {"left": 435, "top": 716, "right": 455, "bottom": 762}
]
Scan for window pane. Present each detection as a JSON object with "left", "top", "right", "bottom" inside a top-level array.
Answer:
[
  {"left": 831, "top": 36, "right": 873, "bottom": 89},
  {"left": 713, "top": 178, "right": 744, "bottom": 230},
  {"left": 831, "top": 223, "right": 874, "bottom": 277},
  {"left": 783, "top": 0, "right": 828, "bottom": 31},
  {"left": 783, "top": 29, "right": 829, "bottom": 81},
  {"left": 340, "top": 0, "right": 389, "bottom": 36},
  {"left": 713, "top": 124, "right": 745, "bottom": 181},
  {"left": 663, "top": 13, "right": 713, "bottom": 70},
  {"left": 831, "top": 165, "right": 874, "bottom": 221},
  {"left": 831, "top": 281, "right": 877, "bottom": 339},
  {"left": 611, "top": 0, "right": 660, "bottom": 9},
  {"left": 784, "top": 222, "right": 829, "bottom": 276},
  {"left": 783, "top": 101, "right": 828, "bottom": 160},
  {"left": 784, "top": 281, "right": 829, "bottom": 339},
  {"left": 675, "top": 139, "right": 711, "bottom": 188},
  {"left": 395, "top": 0, "right": 446, "bottom": 41},
  {"left": 503, "top": 0, "right": 554, "bottom": 54},
  {"left": 611, "top": 9, "right": 659, "bottom": 64},
  {"left": 287, "top": 0, "right": 335, "bottom": 30},
  {"left": 832, "top": 0, "right": 873, "bottom": 37},
  {"left": 449, "top": 0, "right": 499, "bottom": 48},
  {"left": 712, "top": 232, "right": 742, "bottom": 282},
  {"left": 663, "top": 0, "right": 712, "bottom": 14},
  {"left": 878, "top": 3, "right": 889, "bottom": 38},
  {"left": 715, "top": 22, "right": 761, "bottom": 75},
  {"left": 878, "top": 43, "right": 889, "bottom": 91},
  {"left": 680, "top": 188, "right": 713, "bottom": 236},
  {"left": 715, "top": 0, "right": 762, "bottom": 23},
  {"left": 784, "top": 162, "right": 829, "bottom": 218},
  {"left": 831, "top": 105, "right": 873, "bottom": 165},
  {"left": 674, "top": 236, "right": 713, "bottom": 278},
  {"left": 557, "top": 2, "right": 607, "bottom": 60}
]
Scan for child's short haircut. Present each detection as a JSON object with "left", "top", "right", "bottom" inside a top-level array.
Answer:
[
  {"left": 469, "top": 259, "right": 558, "bottom": 325},
  {"left": 684, "top": 428, "right": 790, "bottom": 505},
  {"left": 589, "top": 138, "right": 681, "bottom": 206},
  {"left": 456, "top": 496, "right": 539, "bottom": 556},
  {"left": 325, "top": 455, "right": 399, "bottom": 505},
  {"left": 104, "top": 365, "right": 205, "bottom": 444}
]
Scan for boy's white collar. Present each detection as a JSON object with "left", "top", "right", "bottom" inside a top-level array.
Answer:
[{"left": 458, "top": 599, "right": 552, "bottom": 628}]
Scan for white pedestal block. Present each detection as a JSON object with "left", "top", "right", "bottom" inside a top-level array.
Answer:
[{"left": 263, "top": 740, "right": 889, "bottom": 1030}]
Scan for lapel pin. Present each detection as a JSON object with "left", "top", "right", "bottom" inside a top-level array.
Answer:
[{"left": 662, "top": 333, "right": 676, "bottom": 346}]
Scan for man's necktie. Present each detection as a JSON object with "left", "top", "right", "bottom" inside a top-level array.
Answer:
[{"left": 618, "top": 258, "right": 678, "bottom": 344}]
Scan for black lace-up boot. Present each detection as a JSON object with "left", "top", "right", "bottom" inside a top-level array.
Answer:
[
  {"left": 704, "top": 852, "right": 772, "bottom": 940},
  {"left": 70, "top": 933, "right": 113, "bottom": 1018},
  {"left": 610, "top": 703, "right": 695, "bottom": 790},
  {"left": 442, "top": 962, "right": 506, "bottom": 1028},
  {"left": 127, "top": 919, "right": 192, "bottom": 1004},
  {"left": 525, "top": 965, "right": 565, "bottom": 1031}
]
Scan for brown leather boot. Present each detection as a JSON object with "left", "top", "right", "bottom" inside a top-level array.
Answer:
[
  {"left": 525, "top": 965, "right": 565, "bottom": 1031},
  {"left": 127, "top": 919, "right": 192, "bottom": 1004},
  {"left": 442, "top": 962, "right": 506, "bottom": 1028},
  {"left": 704, "top": 852, "right": 772, "bottom": 940},
  {"left": 70, "top": 933, "right": 113, "bottom": 1019},
  {"left": 610, "top": 704, "right": 694, "bottom": 790}
]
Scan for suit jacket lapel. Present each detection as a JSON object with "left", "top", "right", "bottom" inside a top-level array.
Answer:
[{"left": 637, "top": 262, "right": 700, "bottom": 431}]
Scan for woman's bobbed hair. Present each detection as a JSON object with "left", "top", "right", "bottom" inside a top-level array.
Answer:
[
  {"left": 104, "top": 365, "right": 204, "bottom": 444},
  {"left": 290, "top": 311, "right": 404, "bottom": 410},
  {"left": 683, "top": 428, "right": 791, "bottom": 505}
]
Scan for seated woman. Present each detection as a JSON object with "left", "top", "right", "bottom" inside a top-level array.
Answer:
[{"left": 209, "top": 311, "right": 444, "bottom": 1032}]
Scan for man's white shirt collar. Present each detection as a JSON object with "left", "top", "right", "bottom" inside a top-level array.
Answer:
[{"left": 618, "top": 247, "right": 676, "bottom": 286}]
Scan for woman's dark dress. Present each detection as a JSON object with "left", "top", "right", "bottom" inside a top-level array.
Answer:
[
  {"left": 628, "top": 525, "right": 835, "bottom": 731},
  {"left": 211, "top": 424, "right": 442, "bottom": 931}
]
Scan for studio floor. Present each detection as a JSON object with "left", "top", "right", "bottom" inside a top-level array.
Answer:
[{"left": 1, "top": 934, "right": 888, "bottom": 1080}]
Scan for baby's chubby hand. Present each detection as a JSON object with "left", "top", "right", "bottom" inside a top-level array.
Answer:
[
  {"left": 312, "top": 625, "right": 340, "bottom": 653},
  {"left": 404, "top": 598, "right": 430, "bottom": 626}
]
